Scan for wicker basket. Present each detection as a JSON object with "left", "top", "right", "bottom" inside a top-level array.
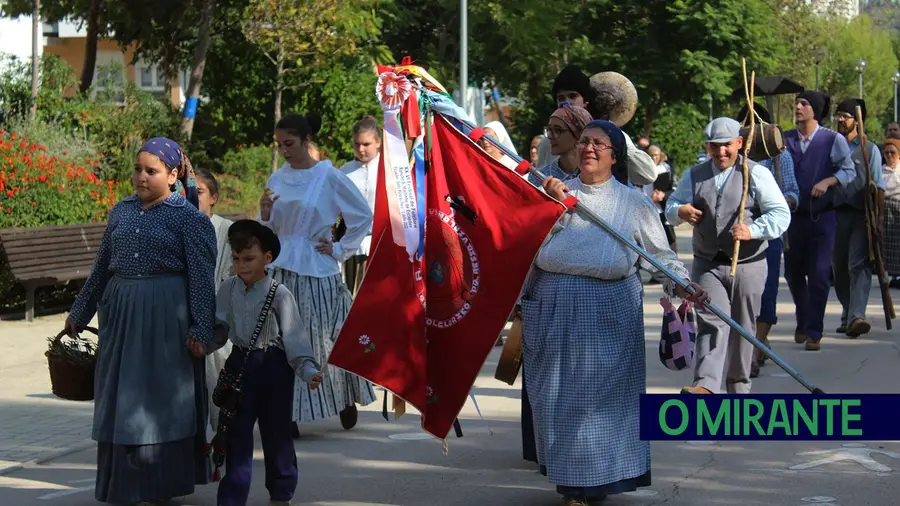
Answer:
[{"left": 46, "top": 326, "right": 98, "bottom": 402}]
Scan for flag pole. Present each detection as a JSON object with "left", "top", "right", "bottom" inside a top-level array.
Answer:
[{"left": 449, "top": 115, "right": 825, "bottom": 395}]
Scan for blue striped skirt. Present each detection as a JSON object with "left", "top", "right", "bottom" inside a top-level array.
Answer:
[
  {"left": 521, "top": 269, "right": 650, "bottom": 498},
  {"left": 93, "top": 273, "right": 211, "bottom": 503},
  {"left": 271, "top": 268, "right": 377, "bottom": 422}
]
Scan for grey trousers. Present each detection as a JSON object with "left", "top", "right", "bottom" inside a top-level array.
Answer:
[
  {"left": 691, "top": 256, "right": 767, "bottom": 394},
  {"left": 833, "top": 208, "right": 873, "bottom": 325}
]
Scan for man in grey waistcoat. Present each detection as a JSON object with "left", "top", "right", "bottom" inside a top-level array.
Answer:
[
  {"left": 666, "top": 118, "right": 791, "bottom": 394},
  {"left": 831, "top": 98, "right": 884, "bottom": 338}
]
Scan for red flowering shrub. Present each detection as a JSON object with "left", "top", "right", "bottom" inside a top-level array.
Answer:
[{"left": 0, "top": 130, "right": 121, "bottom": 228}]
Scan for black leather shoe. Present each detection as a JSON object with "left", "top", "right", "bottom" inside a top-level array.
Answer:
[{"left": 339, "top": 405, "right": 358, "bottom": 430}]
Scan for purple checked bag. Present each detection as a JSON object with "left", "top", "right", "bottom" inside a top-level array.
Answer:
[{"left": 657, "top": 296, "right": 697, "bottom": 371}]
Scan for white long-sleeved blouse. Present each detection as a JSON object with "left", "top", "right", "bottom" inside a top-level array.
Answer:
[
  {"left": 535, "top": 176, "right": 690, "bottom": 283},
  {"left": 260, "top": 160, "right": 374, "bottom": 278}
]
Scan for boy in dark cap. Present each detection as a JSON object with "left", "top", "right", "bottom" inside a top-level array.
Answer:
[
  {"left": 547, "top": 64, "right": 657, "bottom": 187},
  {"left": 782, "top": 91, "right": 856, "bottom": 351},
  {"left": 189, "top": 219, "right": 323, "bottom": 506},
  {"left": 831, "top": 98, "right": 885, "bottom": 338},
  {"left": 551, "top": 64, "right": 596, "bottom": 108}
]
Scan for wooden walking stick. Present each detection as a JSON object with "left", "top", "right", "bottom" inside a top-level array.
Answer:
[
  {"left": 854, "top": 106, "right": 896, "bottom": 329},
  {"left": 731, "top": 59, "right": 756, "bottom": 277}
]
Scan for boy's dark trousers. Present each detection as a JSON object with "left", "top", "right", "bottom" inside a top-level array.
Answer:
[{"left": 217, "top": 346, "right": 298, "bottom": 506}]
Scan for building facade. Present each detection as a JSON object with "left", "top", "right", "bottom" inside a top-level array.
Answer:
[
  {"left": 810, "top": 0, "right": 861, "bottom": 18},
  {"left": 0, "top": 10, "right": 189, "bottom": 108}
]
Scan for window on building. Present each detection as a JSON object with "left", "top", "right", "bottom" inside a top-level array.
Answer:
[
  {"left": 136, "top": 61, "right": 165, "bottom": 91},
  {"left": 92, "top": 51, "right": 126, "bottom": 104},
  {"left": 139, "top": 66, "right": 153, "bottom": 88}
]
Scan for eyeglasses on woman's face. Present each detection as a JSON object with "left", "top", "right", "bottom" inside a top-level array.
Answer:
[
  {"left": 546, "top": 125, "right": 571, "bottom": 139},
  {"left": 577, "top": 139, "right": 613, "bottom": 152}
]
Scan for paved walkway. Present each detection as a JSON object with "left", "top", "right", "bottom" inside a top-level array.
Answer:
[
  {"left": 0, "top": 313, "right": 97, "bottom": 475},
  {"left": 1, "top": 226, "right": 899, "bottom": 505}
]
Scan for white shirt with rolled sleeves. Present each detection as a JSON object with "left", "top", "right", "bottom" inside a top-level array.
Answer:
[
  {"left": 665, "top": 159, "right": 792, "bottom": 242},
  {"left": 259, "top": 160, "right": 374, "bottom": 278},
  {"left": 623, "top": 131, "right": 658, "bottom": 187}
]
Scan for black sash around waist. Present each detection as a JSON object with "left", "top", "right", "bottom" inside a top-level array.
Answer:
[{"left": 710, "top": 250, "right": 767, "bottom": 266}]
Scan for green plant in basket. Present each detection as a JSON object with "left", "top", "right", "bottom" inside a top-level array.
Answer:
[
  {"left": 45, "top": 329, "right": 98, "bottom": 365},
  {"left": 45, "top": 327, "right": 99, "bottom": 401}
]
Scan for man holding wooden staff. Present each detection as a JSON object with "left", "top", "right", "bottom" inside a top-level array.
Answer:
[
  {"left": 783, "top": 91, "right": 856, "bottom": 351},
  {"left": 666, "top": 117, "right": 791, "bottom": 394},
  {"left": 831, "top": 98, "right": 884, "bottom": 338}
]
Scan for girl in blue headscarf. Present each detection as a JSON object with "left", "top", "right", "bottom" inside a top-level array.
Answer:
[
  {"left": 138, "top": 137, "right": 201, "bottom": 208},
  {"left": 63, "top": 137, "right": 217, "bottom": 504}
]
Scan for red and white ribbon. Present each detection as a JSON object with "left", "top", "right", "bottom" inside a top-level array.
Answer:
[{"left": 377, "top": 72, "right": 419, "bottom": 262}]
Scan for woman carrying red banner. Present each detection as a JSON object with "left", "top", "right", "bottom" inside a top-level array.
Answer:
[{"left": 523, "top": 120, "right": 706, "bottom": 506}]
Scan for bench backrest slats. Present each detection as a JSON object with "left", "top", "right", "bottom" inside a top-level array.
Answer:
[
  {"left": 2, "top": 231, "right": 106, "bottom": 255},
  {"left": 0, "top": 223, "right": 107, "bottom": 283},
  {"left": 1, "top": 210, "right": 253, "bottom": 284}
]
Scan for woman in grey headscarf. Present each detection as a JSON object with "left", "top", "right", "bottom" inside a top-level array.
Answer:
[{"left": 528, "top": 104, "right": 593, "bottom": 186}]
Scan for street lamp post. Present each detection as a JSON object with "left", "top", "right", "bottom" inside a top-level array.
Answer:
[
  {"left": 813, "top": 47, "right": 825, "bottom": 91},
  {"left": 893, "top": 72, "right": 900, "bottom": 123},
  {"left": 856, "top": 58, "right": 867, "bottom": 99},
  {"left": 459, "top": 0, "right": 468, "bottom": 114}
]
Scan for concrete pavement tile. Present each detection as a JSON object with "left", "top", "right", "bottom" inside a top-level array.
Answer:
[{"left": 0, "top": 461, "right": 22, "bottom": 476}]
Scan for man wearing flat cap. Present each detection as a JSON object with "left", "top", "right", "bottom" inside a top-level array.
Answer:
[
  {"left": 666, "top": 117, "right": 791, "bottom": 394},
  {"left": 831, "top": 98, "right": 884, "bottom": 339},
  {"left": 783, "top": 91, "right": 856, "bottom": 351},
  {"left": 546, "top": 64, "right": 657, "bottom": 187}
]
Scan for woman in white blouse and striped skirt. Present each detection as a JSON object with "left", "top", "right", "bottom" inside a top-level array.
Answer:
[{"left": 258, "top": 113, "right": 376, "bottom": 430}]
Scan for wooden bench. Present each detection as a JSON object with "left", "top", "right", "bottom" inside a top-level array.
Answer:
[
  {"left": 0, "top": 211, "right": 252, "bottom": 321},
  {"left": 0, "top": 223, "right": 106, "bottom": 322}
]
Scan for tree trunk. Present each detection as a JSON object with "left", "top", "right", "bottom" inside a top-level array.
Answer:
[
  {"left": 642, "top": 99, "right": 659, "bottom": 138},
  {"left": 271, "top": 40, "right": 284, "bottom": 172},
  {"left": 30, "top": 0, "right": 39, "bottom": 122},
  {"left": 162, "top": 47, "right": 174, "bottom": 101},
  {"left": 79, "top": 0, "right": 102, "bottom": 95},
  {"left": 180, "top": 0, "right": 217, "bottom": 139}
]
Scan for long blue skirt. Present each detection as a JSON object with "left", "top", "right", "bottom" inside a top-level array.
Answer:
[
  {"left": 93, "top": 274, "right": 211, "bottom": 503},
  {"left": 521, "top": 269, "right": 650, "bottom": 498}
]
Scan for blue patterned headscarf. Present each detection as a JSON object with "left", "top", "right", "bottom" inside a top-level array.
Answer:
[{"left": 138, "top": 137, "right": 199, "bottom": 208}]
